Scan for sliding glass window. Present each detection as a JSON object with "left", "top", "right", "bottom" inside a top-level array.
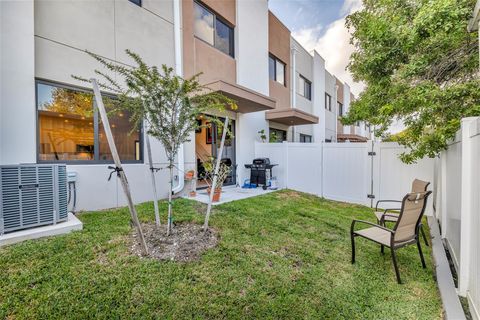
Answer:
[
  {"left": 36, "top": 81, "right": 142, "bottom": 163},
  {"left": 194, "top": 1, "right": 234, "bottom": 57}
]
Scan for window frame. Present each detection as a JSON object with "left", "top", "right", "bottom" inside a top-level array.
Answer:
[
  {"left": 338, "top": 101, "right": 343, "bottom": 116},
  {"left": 193, "top": 1, "right": 235, "bottom": 58},
  {"left": 35, "top": 79, "right": 144, "bottom": 165},
  {"left": 269, "top": 127, "right": 287, "bottom": 143},
  {"left": 325, "top": 93, "right": 332, "bottom": 111},
  {"left": 128, "top": 0, "right": 142, "bottom": 7},
  {"left": 299, "top": 74, "right": 312, "bottom": 100},
  {"left": 300, "top": 134, "right": 312, "bottom": 143},
  {"left": 268, "top": 54, "right": 286, "bottom": 86}
]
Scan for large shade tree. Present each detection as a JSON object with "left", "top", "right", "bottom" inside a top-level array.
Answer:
[{"left": 343, "top": 0, "right": 480, "bottom": 163}]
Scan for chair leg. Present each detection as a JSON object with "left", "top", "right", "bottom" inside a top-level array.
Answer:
[
  {"left": 351, "top": 233, "right": 356, "bottom": 264},
  {"left": 420, "top": 224, "right": 429, "bottom": 247},
  {"left": 391, "top": 248, "right": 402, "bottom": 284},
  {"left": 381, "top": 245, "right": 384, "bottom": 255},
  {"left": 417, "top": 239, "right": 427, "bottom": 269}
]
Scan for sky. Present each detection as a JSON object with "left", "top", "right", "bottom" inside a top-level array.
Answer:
[{"left": 268, "top": 0, "right": 365, "bottom": 96}]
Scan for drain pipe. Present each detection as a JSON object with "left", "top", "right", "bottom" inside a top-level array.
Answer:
[
  {"left": 334, "top": 84, "right": 339, "bottom": 142},
  {"left": 172, "top": 0, "right": 184, "bottom": 194}
]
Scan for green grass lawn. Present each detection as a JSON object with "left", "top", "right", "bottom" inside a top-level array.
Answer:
[{"left": 0, "top": 190, "right": 442, "bottom": 319}]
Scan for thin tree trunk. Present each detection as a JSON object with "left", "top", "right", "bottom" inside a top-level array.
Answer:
[
  {"left": 203, "top": 117, "right": 229, "bottom": 231},
  {"left": 167, "top": 162, "right": 174, "bottom": 236},
  {"left": 146, "top": 135, "right": 161, "bottom": 227},
  {"left": 91, "top": 78, "right": 148, "bottom": 255}
]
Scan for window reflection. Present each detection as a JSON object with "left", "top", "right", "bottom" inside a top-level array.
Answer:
[
  {"left": 215, "top": 19, "right": 233, "bottom": 56},
  {"left": 99, "top": 97, "right": 141, "bottom": 161},
  {"left": 38, "top": 83, "right": 94, "bottom": 161},
  {"left": 36, "top": 82, "right": 142, "bottom": 163},
  {"left": 194, "top": 2, "right": 214, "bottom": 45}
]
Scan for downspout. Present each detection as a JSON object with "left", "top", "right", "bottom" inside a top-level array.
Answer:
[
  {"left": 334, "top": 84, "right": 339, "bottom": 142},
  {"left": 172, "top": 0, "right": 184, "bottom": 194},
  {"left": 291, "top": 46, "right": 297, "bottom": 142}
]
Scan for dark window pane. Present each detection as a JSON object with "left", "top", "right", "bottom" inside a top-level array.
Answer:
[
  {"left": 215, "top": 19, "right": 233, "bottom": 57},
  {"left": 194, "top": 2, "right": 214, "bottom": 45},
  {"left": 37, "top": 83, "right": 94, "bottom": 161},
  {"left": 305, "top": 81, "right": 312, "bottom": 100},
  {"left": 269, "top": 56, "right": 275, "bottom": 81},
  {"left": 98, "top": 97, "right": 141, "bottom": 161},
  {"left": 129, "top": 0, "right": 141, "bottom": 6},
  {"left": 338, "top": 102, "right": 343, "bottom": 116},
  {"left": 300, "top": 134, "right": 312, "bottom": 143},
  {"left": 269, "top": 128, "right": 287, "bottom": 143}
]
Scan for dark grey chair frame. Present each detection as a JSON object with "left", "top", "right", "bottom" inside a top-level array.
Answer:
[
  {"left": 351, "top": 191, "right": 432, "bottom": 284},
  {"left": 375, "top": 181, "right": 431, "bottom": 247}
]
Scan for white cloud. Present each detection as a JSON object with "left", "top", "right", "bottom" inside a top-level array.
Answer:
[{"left": 292, "top": 0, "right": 365, "bottom": 96}]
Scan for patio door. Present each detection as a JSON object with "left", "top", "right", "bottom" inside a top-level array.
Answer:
[{"left": 212, "top": 118, "right": 236, "bottom": 186}]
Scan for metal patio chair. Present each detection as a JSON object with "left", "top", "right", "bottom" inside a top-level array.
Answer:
[
  {"left": 374, "top": 179, "right": 430, "bottom": 246},
  {"left": 351, "top": 191, "right": 432, "bottom": 284}
]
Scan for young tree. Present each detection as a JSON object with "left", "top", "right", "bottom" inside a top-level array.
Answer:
[
  {"left": 343, "top": 0, "right": 480, "bottom": 163},
  {"left": 78, "top": 50, "right": 235, "bottom": 235}
]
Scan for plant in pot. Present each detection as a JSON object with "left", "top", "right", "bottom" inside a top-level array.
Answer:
[{"left": 203, "top": 158, "right": 231, "bottom": 202}]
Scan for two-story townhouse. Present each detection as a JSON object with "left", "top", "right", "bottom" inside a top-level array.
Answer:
[{"left": 0, "top": 0, "right": 369, "bottom": 213}]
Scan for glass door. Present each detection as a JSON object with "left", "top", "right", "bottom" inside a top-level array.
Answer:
[{"left": 213, "top": 118, "right": 236, "bottom": 186}]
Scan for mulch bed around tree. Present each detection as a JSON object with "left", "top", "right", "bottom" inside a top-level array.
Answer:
[{"left": 130, "top": 223, "right": 218, "bottom": 262}]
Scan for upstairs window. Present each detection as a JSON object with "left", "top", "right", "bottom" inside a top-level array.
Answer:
[
  {"left": 37, "top": 81, "right": 142, "bottom": 163},
  {"left": 338, "top": 102, "right": 343, "bottom": 116},
  {"left": 325, "top": 93, "right": 332, "bottom": 111},
  {"left": 298, "top": 75, "right": 312, "bottom": 100},
  {"left": 128, "top": 0, "right": 142, "bottom": 6},
  {"left": 269, "top": 55, "right": 286, "bottom": 86},
  {"left": 194, "top": 1, "right": 234, "bottom": 57}
]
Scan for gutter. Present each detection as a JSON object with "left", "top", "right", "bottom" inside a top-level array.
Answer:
[{"left": 172, "top": 0, "right": 184, "bottom": 194}]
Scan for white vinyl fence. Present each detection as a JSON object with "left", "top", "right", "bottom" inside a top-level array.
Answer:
[
  {"left": 436, "top": 117, "right": 480, "bottom": 319},
  {"left": 256, "top": 118, "right": 480, "bottom": 318},
  {"left": 255, "top": 140, "right": 435, "bottom": 213}
]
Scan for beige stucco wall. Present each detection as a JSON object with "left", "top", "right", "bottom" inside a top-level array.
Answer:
[{"left": 268, "top": 11, "right": 290, "bottom": 110}]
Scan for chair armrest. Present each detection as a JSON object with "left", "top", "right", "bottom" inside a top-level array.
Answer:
[
  {"left": 375, "top": 199, "right": 401, "bottom": 210},
  {"left": 351, "top": 219, "right": 395, "bottom": 234},
  {"left": 379, "top": 211, "right": 401, "bottom": 224}
]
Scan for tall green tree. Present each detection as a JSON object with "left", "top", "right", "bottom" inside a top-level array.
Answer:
[{"left": 343, "top": 0, "right": 480, "bottom": 163}]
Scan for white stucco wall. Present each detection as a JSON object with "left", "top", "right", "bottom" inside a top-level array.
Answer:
[
  {"left": 0, "top": 0, "right": 182, "bottom": 211},
  {"left": 343, "top": 83, "right": 351, "bottom": 134},
  {"left": 235, "top": 0, "right": 269, "bottom": 184},
  {"left": 0, "top": 0, "right": 36, "bottom": 165},
  {"left": 324, "top": 70, "right": 336, "bottom": 141},
  {"left": 312, "top": 51, "right": 326, "bottom": 142}
]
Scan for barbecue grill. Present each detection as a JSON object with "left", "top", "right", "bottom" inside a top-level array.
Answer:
[{"left": 244, "top": 158, "right": 277, "bottom": 189}]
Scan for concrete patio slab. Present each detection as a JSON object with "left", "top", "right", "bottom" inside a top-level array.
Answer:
[
  {"left": 186, "top": 186, "right": 278, "bottom": 205},
  {"left": 0, "top": 213, "right": 83, "bottom": 247}
]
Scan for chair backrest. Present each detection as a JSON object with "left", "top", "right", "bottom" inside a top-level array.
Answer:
[
  {"left": 411, "top": 179, "right": 430, "bottom": 193},
  {"left": 393, "top": 191, "right": 432, "bottom": 243}
]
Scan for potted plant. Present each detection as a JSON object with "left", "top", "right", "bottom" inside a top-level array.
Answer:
[{"left": 203, "top": 158, "right": 231, "bottom": 202}]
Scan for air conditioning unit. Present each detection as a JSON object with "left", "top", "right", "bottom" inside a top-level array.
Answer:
[{"left": 0, "top": 164, "right": 68, "bottom": 235}]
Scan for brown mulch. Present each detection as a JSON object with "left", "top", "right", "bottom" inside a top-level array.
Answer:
[{"left": 130, "top": 222, "right": 218, "bottom": 262}]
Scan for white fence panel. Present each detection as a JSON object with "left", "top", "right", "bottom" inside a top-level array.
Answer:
[
  {"left": 254, "top": 142, "right": 288, "bottom": 188},
  {"left": 286, "top": 143, "right": 323, "bottom": 195},
  {"left": 443, "top": 137, "right": 462, "bottom": 269},
  {"left": 373, "top": 142, "right": 435, "bottom": 215},
  {"left": 322, "top": 142, "right": 371, "bottom": 206},
  {"left": 468, "top": 118, "right": 480, "bottom": 319}
]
